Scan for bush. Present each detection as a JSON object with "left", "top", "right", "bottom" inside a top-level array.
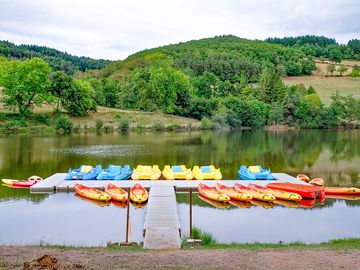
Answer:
[
  {"left": 104, "top": 124, "right": 113, "bottom": 133},
  {"left": 33, "top": 114, "right": 52, "bottom": 125},
  {"left": 200, "top": 117, "right": 216, "bottom": 130},
  {"left": 118, "top": 118, "right": 130, "bottom": 131},
  {"left": 55, "top": 116, "right": 73, "bottom": 133},
  {"left": 152, "top": 121, "right": 165, "bottom": 131},
  {"left": 73, "top": 123, "right": 81, "bottom": 133},
  {"left": 95, "top": 119, "right": 104, "bottom": 131}
]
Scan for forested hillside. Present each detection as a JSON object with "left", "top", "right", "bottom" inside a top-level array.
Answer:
[
  {"left": 0, "top": 40, "right": 110, "bottom": 74},
  {"left": 265, "top": 35, "right": 360, "bottom": 62}
]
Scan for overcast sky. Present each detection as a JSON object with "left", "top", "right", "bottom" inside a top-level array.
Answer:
[{"left": 0, "top": 0, "right": 359, "bottom": 60}]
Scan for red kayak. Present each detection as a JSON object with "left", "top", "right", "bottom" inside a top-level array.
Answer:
[
  {"left": 266, "top": 182, "right": 324, "bottom": 199},
  {"left": 12, "top": 176, "right": 43, "bottom": 188}
]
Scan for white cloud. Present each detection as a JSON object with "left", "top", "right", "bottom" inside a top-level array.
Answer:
[{"left": 0, "top": 0, "right": 359, "bottom": 60}]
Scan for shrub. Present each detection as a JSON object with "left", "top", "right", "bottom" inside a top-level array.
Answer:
[
  {"left": 95, "top": 119, "right": 103, "bottom": 131},
  {"left": 33, "top": 114, "right": 52, "bottom": 125},
  {"left": 200, "top": 117, "right": 216, "bottom": 130},
  {"left": 118, "top": 118, "right": 130, "bottom": 131},
  {"left": 152, "top": 121, "right": 165, "bottom": 131},
  {"left": 104, "top": 124, "right": 113, "bottom": 133},
  {"left": 55, "top": 116, "right": 73, "bottom": 133},
  {"left": 73, "top": 123, "right": 81, "bottom": 133}
]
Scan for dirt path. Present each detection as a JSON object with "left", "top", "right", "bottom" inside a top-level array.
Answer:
[{"left": 0, "top": 246, "right": 359, "bottom": 270}]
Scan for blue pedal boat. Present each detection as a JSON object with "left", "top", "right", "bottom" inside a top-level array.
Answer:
[
  {"left": 238, "top": 165, "right": 275, "bottom": 180},
  {"left": 96, "top": 165, "right": 132, "bottom": 180},
  {"left": 65, "top": 165, "right": 102, "bottom": 180}
]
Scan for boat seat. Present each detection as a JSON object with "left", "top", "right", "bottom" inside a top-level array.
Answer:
[
  {"left": 172, "top": 166, "right": 183, "bottom": 173},
  {"left": 201, "top": 166, "right": 211, "bottom": 173},
  {"left": 249, "top": 166, "right": 260, "bottom": 173},
  {"left": 80, "top": 166, "right": 93, "bottom": 173}
]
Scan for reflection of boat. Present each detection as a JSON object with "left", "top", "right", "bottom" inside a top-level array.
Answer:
[
  {"left": 131, "top": 165, "right": 161, "bottom": 180},
  {"left": 325, "top": 187, "right": 360, "bottom": 195},
  {"left": 197, "top": 184, "right": 230, "bottom": 202},
  {"left": 274, "top": 199, "right": 300, "bottom": 208},
  {"left": 162, "top": 165, "right": 193, "bottom": 180},
  {"left": 248, "top": 184, "right": 302, "bottom": 201},
  {"left": 267, "top": 183, "right": 324, "bottom": 199},
  {"left": 105, "top": 184, "right": 128, "bottom": 202},
  {"left": 299, "top": 199, "right": 316, "bottom": 209},
  {"left": 112, "top": 200, "right": 128, "bottom": 208},
  {"left": 74, "top": 184, "right": 111, "bottom": 202},
  {"left": 131, "top": 201, "right": 148, "bottom": 209},
  {"left": 325, "top": 194, "right": 360, "bottom": 200},
  {"left": 234, "top": 184, "right": 275, "bottom": 202},
  {"left": 65, "top": 165, "right": 101, "bottom": 180},
  {"left": 130, "top": 184, "right": 148, "bottom": 203},
  {"left": 76, "top": 194, "right": 111, "bottom": 207},
  {"left": 215, "top": 183, "right": 252, "bottom": 201},
  {"left": 198, "top": 194, "right": 230, "bottom": 209},
  {"left": 250, "top": 200, "right": 276, "bottom": 209},
  {"left": 238, "top": 165, "right": 274, "bottom": 180},
  {"left": 192, "top": 165, "right": 222, "bottom": 180},
  {"left": 229, "top": 200, "right": 252, "bottom": 208},
  {"left": 97, "top": 165, "right": 132, "bottom": 180}
]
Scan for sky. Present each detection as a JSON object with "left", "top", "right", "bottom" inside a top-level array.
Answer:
[{"left": 0, "top": 0, "right": 359, "bottom": 60}]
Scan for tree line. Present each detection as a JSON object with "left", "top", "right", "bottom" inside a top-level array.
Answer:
[{"left": 265, "top": 35, "right": 360, "bottom": 62}]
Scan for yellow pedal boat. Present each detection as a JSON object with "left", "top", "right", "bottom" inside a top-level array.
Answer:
[
  {"left": 162, "top": 165, "right": 193, "bottom": 180},
  {"left": 131, "top": 165, "right": 161, "bottom": 180},
  {"left": 192, "top": 165, "right": 222, "bottom": 180}
]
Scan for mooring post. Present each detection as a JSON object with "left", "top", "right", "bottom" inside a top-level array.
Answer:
[
  {"left": 125, "top": 188, "right": 130, "bottom": 244},
  {"left": 189, "top": 188, "right": 192, "bottom": 238}
]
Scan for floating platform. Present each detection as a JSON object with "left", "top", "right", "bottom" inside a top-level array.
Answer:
[{"left": 31, "top": 173, "right": 303, "bottom": 193}]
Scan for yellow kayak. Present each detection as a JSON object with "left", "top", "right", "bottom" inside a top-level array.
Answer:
[
  {"left": 215, "top": 183, "right": 252, "bottom": 201},
  {"left": 197, "top": 184, "right": 230, "bottom": 202},
  {"left": 131, "top": 165, "right": 161, "bottom": 180},
  {"left": 130, "top": 184, "right": 148, "bottom": 203},
  {"left": 248, "top": 184, "right": 302, "bottom": 201},
  {"left": 192, "top": 165, "right": 222, "bottom": 180},
  {"left": 234, "top": 184, "right": 276, "bottom": 202},
  {"left": 74, "top": 184, "right": 111, "bottom": 202},
  {"left": 2, "top": 179, "right": 19, "bottom": 185},
  {"left": 162, "top": 165, "right": 193, "bottom": 180}
]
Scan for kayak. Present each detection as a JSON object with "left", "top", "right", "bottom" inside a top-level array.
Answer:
[
  {"left": 309, "top": 178, "right": 325, "bottom": 186},
  {"left": 162, "top": 165, "right": 193, "bottom": 180},
  {"left": 266, "top": 182, "right": 325, "bottom": 199},
  {"left": 130, "top": 184, "right": 148, "bottom": 203},
  {"left": 324, "top": 187, "right": 360, "bottom": 195},
  {"left": 215, "top": 183, "right": 252, "bottom": 201},
  {"left": 131, "top": 165, "right": 161, "bottom": 180},
  {"left": 193, "top": 165, "right": 222, "bottom": 180},
  {"left": 229, "top": 200, "right": 252, "bottom": 209},
  {"left": 296, "top": 174, "right": 310, "bottom": 183},
  {"left": 74, "top": 184, "right": 111, "bottom": 202},
  {"left": 2, "top": 179, "right": 19, "bottom": 185},
  {"left": 234, "top": 184, "right": 275, "bottom": 202},
  {"left": 197, "top": 184, "right": 230, "bottom": 202},
  {"left": 65, "top": 165, "right": 101, "bottom": 180},
  {"left": 248, "top": 184, "right": 302, "bottom": 201},
  {"left": 97, "top": 165, "right": 132, "bottom": 180},
  {"left": 198, "top": 194, "right": 230, "bottom": 208},
  {"left": 238, "top": 165, "right": 275, "bottom": 180},
  {"left": 250, "top": 200, "right": 276, "bottom": 209},
  {"left": 325, "top": 194, "right": 360, "bottom": 200},
  {"left": 2, "top": 176, "right": 42, "bottom": 188},
  {"left": 274, "top": 199, "right": 300, "bottom": 208},
  {"left": 105, "top": 183, "right": 128, "bottom": 202}
]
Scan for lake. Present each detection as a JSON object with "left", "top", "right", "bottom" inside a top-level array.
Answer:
[{"left": 0, "top": 130, "right": 359, "bottom": 246}]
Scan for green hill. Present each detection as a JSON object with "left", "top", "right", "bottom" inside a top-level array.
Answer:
[{"left": 0, "top": 40, "right": 110, "bottom": 74}]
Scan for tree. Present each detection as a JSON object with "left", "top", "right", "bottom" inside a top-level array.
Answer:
[
  {"left": 0, "top": 58, "right": 51, "bottom": 117},
  {"left": 328, "top": 45, "right": 343, "bottom": 63},
  {"left": 327, "top": 64, "right": 336, "bottom": 75},
  {"left": 61, "top": 80, "right": 96, "bottom": 116},
  {"left": 337, "top": 65, "right": 348, "bottom": 76},
  {"left": 258, "top": 68, "right": 286, "bottom": 104},
  {"left": 48, "top": 71, "right": 73, "bottom": 112}
]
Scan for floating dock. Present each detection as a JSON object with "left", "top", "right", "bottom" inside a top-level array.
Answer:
[{"left": 30, "top": 173, "right": 302, "bottom": 193}]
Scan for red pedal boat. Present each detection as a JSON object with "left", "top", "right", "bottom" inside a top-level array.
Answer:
[{"left": 266, "top": 182, "right": 324, "bottom": 199}]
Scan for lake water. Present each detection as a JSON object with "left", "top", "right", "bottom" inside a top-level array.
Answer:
[{"left": 0, "top": 130, "right": 359, "bottom": 246}]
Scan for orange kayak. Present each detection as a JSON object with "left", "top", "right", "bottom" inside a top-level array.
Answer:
[
  {"left": 105, "top": 183, "right": 128, "bottom": 202},
  {"left": 325, "top": 194, "right": 360, "bottom": 200},
  {"left": 197, "top": 184, "right": 230, "bottom": 202},
  {"left": 267, "top": 182, "right": 324, "bottom": 199},
  {"left": 234, "top": 184, "right": 275, "bottom": 202},
  {"left": 215, "top": 183, "right": 252, "bottom": 201},
  {"left": 130, "top": 184, "right": 148, "bottom": 203},
  {"left": 248, "top": 184, "right": 302, "bottom": 201},
  {"left": 74, "top": 184, "right": 111, "bottom": 202},
  {"left": 324, "top": 187, "right": 360, "bottom": 195}
]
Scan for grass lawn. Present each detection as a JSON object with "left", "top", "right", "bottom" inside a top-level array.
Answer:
[{"left": 283, "top": 76, "right": 360, "bottom": 104}]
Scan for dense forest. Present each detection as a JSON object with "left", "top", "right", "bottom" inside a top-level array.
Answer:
[
  {"left": 0, "top": 35, "right": 359, "bottom": 131},
  {"left": 0, "top": 40, "right": 110, "bottom": 74},
  {"left": 265, "top": 35, "right": 360, "bottom": 62}
]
